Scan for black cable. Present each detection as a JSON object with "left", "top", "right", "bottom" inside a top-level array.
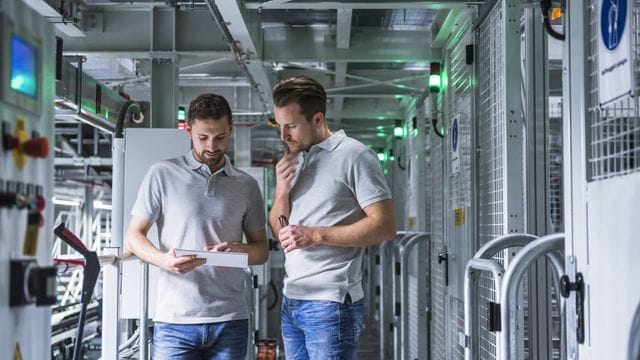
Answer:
[
  {"left": 432, "top": 118, "right": 445, "bottom": 138},
  {"left": 267, "top": 280, "right": 279, "bottom": 311},
  {"left": 397, "top": 155, "right": 406, "bottom": 170},
  {"left": 114, "top": 101, "right": 142, "bottom": 139},
  {"left": 540, "top": 0, "right": 565, "bottom": 41}
]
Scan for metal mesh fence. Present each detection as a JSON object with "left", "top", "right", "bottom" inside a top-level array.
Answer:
[
  {"left": 430, "top": 134, "right": 447, "bottom": 360},
  {"left": 476, "top": 3, "right": 505, "bottom": 359},
  {"left": 549, "top": 98, "right": 564, "bottom": 233},
  {"left": 408, "top": 257, "right": 420, "bottom": 359},
  {"left": 449, "top": 19, "right": 474, "bottom": 210},
  {"left": 588, "top": 0, "right": 640, "bottom": 181},
  {"left": 447, "top": 17, "right": 474, "bottom": 360}
]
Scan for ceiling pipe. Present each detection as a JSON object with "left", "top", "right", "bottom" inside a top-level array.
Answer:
[
  {"left": 55, "top": 99, "right": 115, "bottom": 134},
  {"left": 203, "top": 0, "right": 269, "bottom": 109}
]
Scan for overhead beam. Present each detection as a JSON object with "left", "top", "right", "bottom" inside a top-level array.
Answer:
[
  {"left": 245, "top": 1, "right": 479, "bottom": 10},
  {"left": 264, "top": 27, "right": 433, "bottom": 62},
  {"left": 326, "top": 74, "right": 425, "bottom": 93},
  {"left": 284, "top": 62, "right": 425, "bottom": 92},
  {"left": 431, "top": 9, "right": 466, "bottom": 48},
  {"left": 213, "top": 0, "right": 274, "bottom": 108},
  {"left": 62, "top": 8, "right": 230, "bottom": 57},
  {"left": 333, "top": 62, "right": 347, "bottom": 124},
  {"left": 334, "top": 9, "right": 351, "bottom": 123},
  {"left": 336, "top": 9, "right": 352, "bottom": 49}
]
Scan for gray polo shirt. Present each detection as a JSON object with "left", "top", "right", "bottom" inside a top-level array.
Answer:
[
  {"left": 285, "top": 130, "right": 391, "bottom": 303},
  {"left": 131, "top": 152, "right": 265, "bottom": 324}
]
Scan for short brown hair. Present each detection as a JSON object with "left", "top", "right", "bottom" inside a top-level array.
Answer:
[
  {"left": 272, "top": 76, "right": 326, "bottom": 121},
  {"left": 187, "top": 93, "right": 233, "bottom": 126}
]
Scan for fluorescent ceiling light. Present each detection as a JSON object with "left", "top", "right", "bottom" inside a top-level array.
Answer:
[
  {"left": 52, "top": 197, "right": 80, "bottom": 207},
  {"left": 93, "top": 201, "right": 112, "bottom": 211}
]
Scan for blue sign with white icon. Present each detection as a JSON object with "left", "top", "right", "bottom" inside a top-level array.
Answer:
[
  {"left": 600, "top": 0, "right": 627, "bottom": 51},
  {"left": 598, "top": 0, "right": 633, "bottom": 108},
  {"left": 451, "top": 116, "right": 460, "bottom": 175}
]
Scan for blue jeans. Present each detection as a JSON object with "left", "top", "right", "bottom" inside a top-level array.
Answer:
[
  {"left": 281, "top": 294, "right": 364, "bottom": 360},
  {"left": 152, "top": 320, "right": 248, "bottom": 360}
]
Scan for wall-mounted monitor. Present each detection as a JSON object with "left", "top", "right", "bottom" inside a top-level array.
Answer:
[
  {"left": 10, "top": 35, "right": 37, "bottom": 98},
  {"left": 1, "top": 16, "right": 42, "bottom": 115}
]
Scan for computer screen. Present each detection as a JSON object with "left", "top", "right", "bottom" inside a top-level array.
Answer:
[{"left": 10, "top": 34, "right": 37, "bottom": 98}]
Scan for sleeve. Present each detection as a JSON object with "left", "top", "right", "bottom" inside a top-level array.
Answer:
[
  {"left": 351, "top": 147, "right": 392, "bottom": 209},
  {"left": 242, "top": 179, "right": 267, "bottom": 234},
  {"left": 130, "top": 164, "right": 162, "bottom": 223}
]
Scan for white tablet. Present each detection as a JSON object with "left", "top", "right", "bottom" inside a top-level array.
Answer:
[{"left": 174, "top": 249, "right": 248, "bottom": 268}]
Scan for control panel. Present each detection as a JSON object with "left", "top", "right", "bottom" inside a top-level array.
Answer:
[{"left": 0, "top": 1, "right": 55, "bottom": 359}]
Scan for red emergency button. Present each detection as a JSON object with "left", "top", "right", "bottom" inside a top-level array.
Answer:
[{"left": 22, "top": 137, "right": 49, "bottom": 158}]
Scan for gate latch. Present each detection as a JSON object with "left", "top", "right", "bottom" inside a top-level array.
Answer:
[{"left": 560, "top": 272, "right": 585, "bottom": 344}]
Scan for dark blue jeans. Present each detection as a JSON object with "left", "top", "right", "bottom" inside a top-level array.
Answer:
[
  {"left": 281, "top": 295, "right": 364, "bottom": 360},
  {"left": 152, "top": 320, "right": 248, "bottom": 360}
]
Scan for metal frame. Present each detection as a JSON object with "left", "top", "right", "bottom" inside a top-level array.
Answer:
[
  {"left": 499, "top": 234, "right": 565, "bottom": 360},
  {"left": 474, "top": 0, "right": 526, "bottom": 355},
  {"left": 392, "top": 233, "right": 421, "bottom": 360},
  {"left": 379, "top": 232, "right": 417, "bottom": 360},
  {"left": 464, "top": 233, "right": 565, "bottom": 360},
  {"left": 398, "top": 233, "right": 431, "bottom": 360},
  {"left": 463, "top": 233, "right": 538, "bottom": 360}
]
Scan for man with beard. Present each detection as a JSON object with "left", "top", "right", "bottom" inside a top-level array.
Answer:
[
  {"left": 268, "top": 76, "right": 397, "bottom": 359},
  {"left": 125, "top": 93, "right": 268, "bottom": 359}
]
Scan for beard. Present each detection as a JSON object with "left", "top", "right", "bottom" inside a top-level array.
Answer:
[
  {"left": 195, "top": 150, "right": 224, "bottom": 169},
  {"left": 286, "top": 141, "right": 303, "bottom": 154}
]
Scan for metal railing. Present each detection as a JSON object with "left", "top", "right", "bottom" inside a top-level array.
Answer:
[
  {"left": 378, "top": 231, "right": 416, "bottom": 360},
  {"left": 464, "top": 233, "right": 565, "bottom": 360},
  {"left": 464, "top": 234, "right": 537, "bottom": 360},
  {"left": 398, "top": 233, "right": 430, "bottom": 360},
  {"left": 379, "top": 232, "right": 418, "bottom": 360},
  {"left": 499, "top": 233, "right": 565, "bottom": 360}
]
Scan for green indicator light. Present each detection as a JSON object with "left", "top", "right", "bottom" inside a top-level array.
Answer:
[
  {"left": 177, "top": 106, "right": 186, "bottom": 121},
  {"left": 429, "top": 74, "right": 441, "bottom": 88},
  {"left": 393, "top": 120, "right": 405, "bottom": 139},
  {"left": 377, "top": 152, "right": 387, "bottom": 162},
  {"left": 377, "top": 132, "right": 386, "bottom": 138},
  {"left": 429, "top": 62, "right": 442, "bottom": 93},
  {"left": 376, "top": 125, "right": 384, "bottom": 130},
  {"left": 384, "top": 168, "right": 388, "bottom": 175}
]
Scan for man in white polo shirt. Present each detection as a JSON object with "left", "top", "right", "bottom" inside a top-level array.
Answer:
[
  {"left": 269, "top": 76, "right": 397, "bottom": 359},
  {"left": 125, "top": 93, "right": 268, "bottom": 359}
]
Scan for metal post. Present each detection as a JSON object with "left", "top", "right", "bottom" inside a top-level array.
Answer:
[
  {"left": 463, "top": 233, "right": 537, "bottom": 360},
  {"left": 234, "top": 126, "right": 252, "bottom": 167},
  {"left": 464, "top": 258, "right": 505, "bottom": 360},
  {"left": 399, "top": 233, "right": 430, "bottom": 360},
  {"left": 139, "top": 261, "right": 149, "bottom": 359},
  {"left": 500, "top": 234, "right": 565, "bottom": 360},
  {"left": 380, "top": 232, "right": 414, "bottom": 360},
  {"left": 101, "top": 247, "right": 121, "bottom": 360},
  {"left": 111, "top": 136, "right": 125, "bottom": 247}
]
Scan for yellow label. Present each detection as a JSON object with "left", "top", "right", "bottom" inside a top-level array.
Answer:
[
  {"left": 408, "top": 217, "right": 416, "bottom": 229},
  {"left": 13, "top": 343, "right": 23, "bottom": 360},
  {"left": 23, "top": 223, "right": 39, "bottom": 256},
  {"left": 454, "top": 208, "right": 465, "bottom": 226},
  {"left": 551, "top": 7, "right": 563, "bottom": 21},
  {"left": 12, "top": 117, "right": 27, "bottom": 169}
]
